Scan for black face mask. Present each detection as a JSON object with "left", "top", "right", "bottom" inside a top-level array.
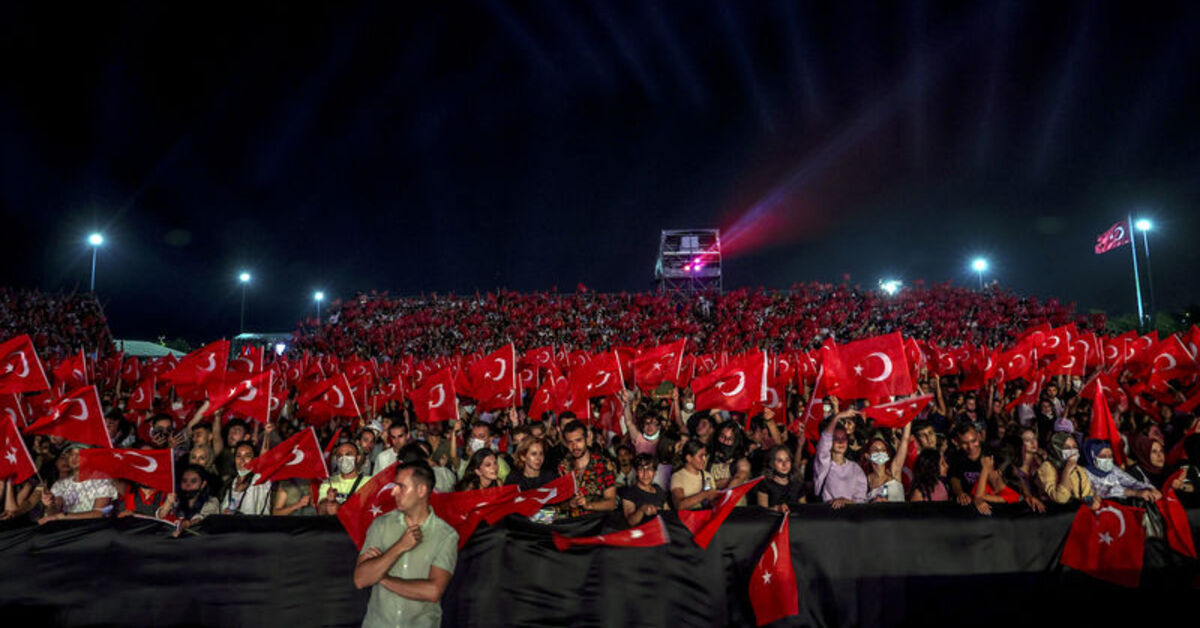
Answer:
[
  {"left": 714, "top": 442, "right": 736, "bottom": 463},
  {"left": 179, "top": 489, "right": 200, "bottom": 501}
]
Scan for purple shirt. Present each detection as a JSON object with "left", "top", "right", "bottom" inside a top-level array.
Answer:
[{"left": 814, "top": 432, "right": 868, "bottom": 503}]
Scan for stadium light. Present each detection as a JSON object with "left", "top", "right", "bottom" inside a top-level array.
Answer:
[
  {"left": 314, "top": 291, "right": 325, "bottom": 323},
  {"left": 879, "top": 279, "right": 902, "bottom": 296},
  {"left": 971, "top": 258, "right": 988, "bottom": 290},
  {"left": 1135, "top": 218, "right": 1152, "bottom": 232},
  {"left": 87, "top": 232, "right": 104, "bottom": 291},
  {"left": 1134, "top": 217, "right": 1155, "bottom": 320},
  {"left": 238, "top": 271, "right": 251, "bottom": 332}
]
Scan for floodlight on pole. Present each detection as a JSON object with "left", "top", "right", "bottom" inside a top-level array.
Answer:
[
  {"left": 87, "top": 233, "right": 104, "bottom": 292},
  {"left": 314, "top": 291, "right": 325, "bottom": 323},
  {"left": 238, "top": 271, "right": 251, "bottom": 332},
  {"left": 879, "top": 279, "right": 902, "bottom": 296},
  {"left": 1135, "top": 217, "right": 1155, "bottom": 321},
  {"left": 971, "top": 258, "right": 988, "bottom": 290}
]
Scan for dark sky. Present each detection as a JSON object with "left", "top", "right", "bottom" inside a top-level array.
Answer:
[{"left": 2, "top": 1, "right": 1198, "bottom": 344}]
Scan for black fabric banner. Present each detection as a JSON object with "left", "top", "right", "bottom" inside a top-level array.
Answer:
[{"left": 1, "top": 504, "right": 1196, "bottom": 627}]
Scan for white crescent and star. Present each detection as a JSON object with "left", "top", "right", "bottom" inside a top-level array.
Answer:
[
  {"left": 237, "top": 383, "right": 258, "bottom": 402},
  {"left": 285, "top": 446, "right": 305, "bottom": 466},
  {"left": 330, "top": 386, "right": 346, "bottom": 408},
  {"left": 430, "top": 384, "right": 446, "bottom": 408},
  {"left": 486, "top": 358, "right": 507, "bottom": 381},
  {"left": 66, "top": 398, "right": 90, "bottom": 422},
  {"left": 1155, "top": 353, "right": 1177, "bottom": 370},
  {"left": 8, "top": 353, "right": 30, "bottom": 378},
  {"left": 1095, "top": 505, "right": 1127, "bottom": 544},
  {"left": 200, "top": 354, "right": 217, "bottom": 372},
  {"left": 764, "top": 387, "right": 780, "bottom": 408},
  {"left": 857, "top": 353, "right": 893, "bottom": 382}
]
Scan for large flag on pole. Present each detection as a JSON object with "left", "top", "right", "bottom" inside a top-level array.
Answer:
[{"left": 1094, "top": 221, "right": 1131, "bottom": 255}]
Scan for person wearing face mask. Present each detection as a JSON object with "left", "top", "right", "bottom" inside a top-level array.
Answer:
[
  {"left": 620, "top": 454, "right": 669, "bottom": 526},
  {"left": 1036, "top": 432, "right": 1094, "bottom": 505},
  {"left": 864, "top": 423, "right": 912, "bottom": 503},
  {"left": 172, "top": 464, "right": 220, "bottom": 530},
  {"left": 1082, "top": 439, "right": 1160, "bottom": 502},
  {"left": 317, "top": 442, "right": 373, "bottom": 516},
  {"left": 456, "top": 422, "right": 510, "bottom": 483},
  {"left": 621, "top": 390, "right": 664, "bottom": 457},
  {"left": 221, "top": 442, "right": 272, "bottom": 515}
]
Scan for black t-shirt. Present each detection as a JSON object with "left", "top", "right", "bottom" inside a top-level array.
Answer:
[
  {"left": 504, "top": 468, "right": 558, "bottom": 491},
  {"left": 618, "top": 484, "right": 667, "bottom": 511},
  {"left": 755, "top": 477, "right": 805, "bottom": 507},
  {"left": 947, "top": 451, "right": 982, "bottom": 494}
]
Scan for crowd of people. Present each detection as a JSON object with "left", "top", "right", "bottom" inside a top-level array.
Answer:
[
  {"left": 290, "top": 283, "right": 1101, "bottom": 358},
  {"left": 0, "top": 288, "right": 113, "bottom": 360}
]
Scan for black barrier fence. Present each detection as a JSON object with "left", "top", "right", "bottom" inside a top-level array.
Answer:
[{"left": 1, "top": 504, "right": 1197, "bottom": 627}]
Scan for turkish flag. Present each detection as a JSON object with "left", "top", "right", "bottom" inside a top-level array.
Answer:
[
  {"left": 410, "top": 368, "right": 459, "bottom": 424},
  {"left": 161, "top": 339, "right": 229, "bottom": 388},
  {"left": 529, "top": 374, "right": 568, "bottom": 421},
  {"left": 631, "top": 339, "right": 686, "bottom": 392},
  {"left": 693, "top": 350, "right": 767, "bottom": 414},
  {"left": 678, "top": 478, "right": 762, "bottom": 549},
  {"left": 298, "top": 374, "right": 361, "bottom": 424},
  {"left": 832, "top": 333, "right": 914, "bottom": 400},
  {"left": 372, "top": 375, "right": 406, "bottom": 408},
  {"left": 568, "top": 352, "right": 625, "bottom": 416},
  {"left": 127, "top": 375, "right": 156, "bottom": 412},
  {"left": 0, "top": 394, "right": 26, "bottom": 427},
  {"left": 748, "top": 515, "right": 800, "bottom": 626},
  {"left": 147, "top": 353, "right": 178, "bottom": 378},
  {"left": 1147, "top": 335, "right": 1197, "bottom": 387},
  {"left": 430, "top": 485, "right": 520, "bottom": 549},
  {"left": 53, "top": 351, "right": 89, "bottom": 393},
  {"left": 1080, "top": 371, "right": 1122, "bottom": 408},
  {"left": 517, "top": 365, "right": 538, "bottom": 391},
  {"left": 1094, "top": 220, "right": 1131, "bottom": 255},
  {"left": 1159, "top": 470, "right": 1197, "bottom": 559},
  {"left": 247, "top": 427, "right": 330, "bottom": 485},
  {"left": 476, "top": 385, "right": 519, "bottom": 413},
  {"left": 1004, "top": 374, "right": 1045, "bottom": 412},
  {"left": 78, "top": 448, "right": 175, "bottom": 494},
  {"left": 229, "top": 345, "right": 263, "bottom": 375},
  {"left": 864, "top": 394, "right": 933, "bottom": 429},
  {"left": 119, "top": 356, "right": 141, "bottom": 386},
  {"left": 996, "top": 344, "right": 1034, "bottom": 384},
  {"left": 0, "top": 335, "right": 51, "bottom": 394},
  {"left": 206, "top": 371, "right": 273, "bottom": 423},
  {"left": 1089, "top": 387, "right": 1125, "bottom": 467},
  {"left": 337, "top": 461, "right": 401, "bottom": 548},
  {"left": 479, "top": 472, "right": 576, "bottom": 524},
  {"left": 927, "top": 343, "right": 960, "bottom": 377},
  {"left": 1060, "top": 501, "right": 1145, "bottom": 588},
  {"left": 521, "top": 345, "right": 557, "bottom": 370},
  {"left": 552, "top": 516, "right": 670, "bottom": 551},
  {"left": 24, "top": 386, "right": 112, "bottom": 449},
  {"left": 792, "top": 368, "right": 826, "bottom": 440},
  {"left": 0, "top": 413, "right": 38, "bottom": 484}
]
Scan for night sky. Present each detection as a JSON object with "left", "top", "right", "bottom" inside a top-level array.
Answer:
[{"left": 2, "top": 1, "right": 1198, "bottom": 344}]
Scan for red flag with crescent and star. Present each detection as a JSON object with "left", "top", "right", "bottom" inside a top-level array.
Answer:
[
  {"left": 552, "top": 515, "right": 670, "bottom": 551},
  {"left": 748, "top": 515, "right": 800, "bottom": 626},
  {"left": 1060, "top": 501, "right": 1145, "bottom": 588},
  {"left": 467, "top": 344, "right": 518, "bottom": 404},
  {"left": 410, "top": 368, "right": 459, "bottom": 424},
  {"left": 0, "top": 413, "right": 37, "bottom": 484},
  {"left": 829, "top": 332, "right": 914, "bottom": 400},
  {"left": 24, "top": 385, "right": 112, "bottom": 449},
  {"left": 247, "top": 427, "right": 329, "bottom": 485},
  {"left": 631, "top": 339, "right": 687, "bottom": 392},
  {"left": 678, "top": 477, "right": 762, "bottom": 549},
  {"left": 336, "top": 461, "right": 401, "bottom": 549},
  {"left": 1094, "top": 221, "right": 1131, "bottom": 255},
  {"left": 78, "top": 448, "right": 175, "bottom": 494},
  {"left": 161, "top": 339, "right": 229, "bottom": 389},
  {"left": 863, "top": 394, "right": 933, "bottom": 429},
  {"left": 206, "top": 371, "right": 274, "bottom": 423},
  {"left": 692, "top": 350, "right": 767, "bottom": 414},
  {"left": 0, "top": 334, "right": 51, "bottom": 395}
]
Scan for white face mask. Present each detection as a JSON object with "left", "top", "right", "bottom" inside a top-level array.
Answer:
[
  {"left": 337, "top": 456, "right": 357, "bottom": 475},
  {"left": 236, "top": 467, "right": 252, "bottom": 477},
  {"left": 643, "top": 430, "right": 660, "bottom": 441},
  {"left": 869, "top": 452, "right": 890, "bottom": 465},
  {"left": 1060, "top": 448, "right": 1078, "bottom": 461},
  {"left": 468, "top": 438, "right": 487, "bottom": 454},
  {"left": 1095, "top": 458, "right": 1114, "bottom": 473},
  {"left": 683, "top": 401, "right": 695, "bottom": 412}
]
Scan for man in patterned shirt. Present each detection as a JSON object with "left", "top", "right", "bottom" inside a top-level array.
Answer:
[{"left": 556, "top": 421, "right": 617, "bottom": 517}]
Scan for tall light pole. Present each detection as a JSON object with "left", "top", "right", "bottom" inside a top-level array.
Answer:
[
  {"left": 971, "top": 258, "right": 989, "bottom": 290},
  {"left": 238, "top": 272, "right": 251, "bottom": 332},
  {"left": 87, "top": 233, "right": 104, "bottom": 291},
  {"left": 1135, "top": 218, "right": 1155, "bottom": 323},
  {"left": 314, "top": 291, "right": 325, "bottom": 324}
]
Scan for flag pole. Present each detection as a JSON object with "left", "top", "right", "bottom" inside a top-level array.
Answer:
[{"left": 1127, "top": 215, "right": 1146, "bottom": 329}]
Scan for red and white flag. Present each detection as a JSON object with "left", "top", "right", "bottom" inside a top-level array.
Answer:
[
  {"left": 297, "top": 374, "right": 361, "bottom": 424},
  {"left": 229, "top": 345, "right": 263, "bottom": 375},
  {"left": 247, "top": 427, "right": 330, "bottom": 485},
  {"left": 678, "top": 478, "right": 762, "bottom": 549},
  {"left": 0, "top": 335, "right": 51, "bottom": 394},
  {"left": 692, "top": 350, "right": 767, "bottom": 414},
  {"left": 78, "top": 448, "right": 175, "bottom": 494},
  {"left": 127, "top": 375, "right": 156, "bottom": 412},
  {"left": 864, "top": 394, "right": 933, "bottom": 429},
  {"left": 410, "top": 368, "right": 459, "bottom": 424},
  {"left": 120, "top": 356, "right": 141, "bottom": 386},
  {"left": 830, "top": 332, "right": 914, "bottom": 400},
  {"left": 0, "top": 394, "right": 26, "bottom": 427},
  {"left": 1060, "top": 501, "right": 1145, "bottom": 588},
  {"left": 1089, "top": 387, "right": 1124, "bottom": 467},
  {"left": 467, "top": 344, "right": 518, "bottom": 404},
  {"left": 161, "top": 339, "right": 229, "bottom": 388},
  {"left": 631, "top": 339, "right": 686, "bottom": 392},
  {"left": 480, "top": 472, "right": 576, "bottom": 524},
  {"left": 748, "top": 515, "right": 800, "bottom": 626},
  {"left": 568, "top": 351, "right": 625, "bottom": 416},
  {"left": 0, "top": 413, "right": 37, "bottom": 484},
  {"left": 552, "top": 516, "right": 669, "bottom": 551},
  {"left": 430, "top": 485, "right": 520, "bottom": 548},
  {"left": 528, "top": 376, "right": 566, "bottom": 421},
  {"left": 206, "top": 371, "right": 273, "bottom": 423},
  {"left": 337, "top": 461, "right": 401, "bottom": 548},
  {"left": 53, "top": 350, "right": 89, "bottom": 393},
  {"left": 1159, "top": 470, "right": 1196, "bottom": 559},
  {"left": 1094, "top": 221, "right": 1131, "bottom": 255},
  {"left": 24, "top": 385, "right": 112, "bottom": 449}
]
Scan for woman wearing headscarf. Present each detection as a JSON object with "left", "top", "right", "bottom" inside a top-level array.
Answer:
[
  {"left": 1035, "top": 432, "right": 1093, "bottom": 504},
  {"left": 1126, "top": 435, "right": 1169, "bottom": 490},
  {"left": 1081, "top": 439, "right": 1160, "bottom": 502}
]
